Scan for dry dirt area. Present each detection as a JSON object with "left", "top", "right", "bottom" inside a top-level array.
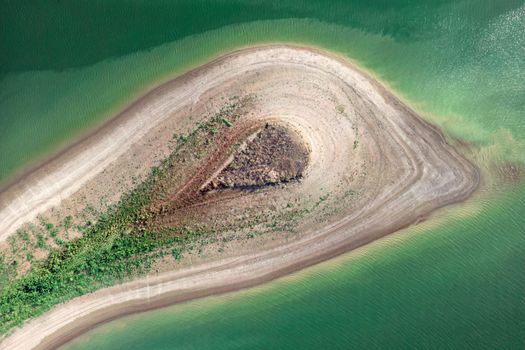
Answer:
[
  {"left": 0, "top": 45, "right": 479, "bottom": 350},
  {"left": 205, "top": 123, "right": 309, "bottom": 190}
]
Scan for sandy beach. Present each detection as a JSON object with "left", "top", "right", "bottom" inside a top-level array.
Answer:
[{"left": 0, "top": 45, "right": 479, "bottom": 349}]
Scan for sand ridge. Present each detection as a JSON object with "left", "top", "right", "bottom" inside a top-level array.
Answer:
[{"left": 0, "top": 45, "right": 479, "bottom": 349}]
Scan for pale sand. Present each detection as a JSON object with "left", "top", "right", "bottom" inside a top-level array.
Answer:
[{"left": 0, "top": 45, "right": 479, "bottom": 349}]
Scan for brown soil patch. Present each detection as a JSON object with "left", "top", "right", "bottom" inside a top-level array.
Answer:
[{"left": 205, "top": 123, "right": 309, "bottom": 191}]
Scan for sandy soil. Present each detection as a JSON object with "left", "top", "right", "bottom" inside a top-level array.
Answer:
[{"left": 0, "top": 45, "right": 479, "bottom": 349}]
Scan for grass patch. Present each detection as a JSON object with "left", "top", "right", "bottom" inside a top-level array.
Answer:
[{"left": 0, "top": 97, "right": 251, "bottom": 335}]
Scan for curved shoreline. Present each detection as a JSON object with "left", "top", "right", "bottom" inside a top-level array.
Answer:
[
  {"left": 0, "top": 45, "right": 479, "bottom": 349},
  {"left": 0, "top": 46, "right": 257, "bottom": 241}
]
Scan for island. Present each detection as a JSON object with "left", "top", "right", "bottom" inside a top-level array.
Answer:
[{"left": 0, "top": 46, "right": 479, "bottom": 349}]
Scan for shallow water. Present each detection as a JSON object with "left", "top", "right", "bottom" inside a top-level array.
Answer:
[
  {"left": 1, "top": 1, "right": 524, "bottom": 349},
  {"left": 63, "top": 191, "right": 525, "bottom": 349}
]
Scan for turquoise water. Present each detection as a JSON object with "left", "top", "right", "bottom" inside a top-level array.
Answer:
[{"left": 1, "top": 1, "right": 524, "bottom": 349}]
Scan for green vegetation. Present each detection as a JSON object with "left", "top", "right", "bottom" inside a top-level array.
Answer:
[
  {"left": 0, "top": 98, "right": 250, "bottom": 335},
  {"left": 0, "top": 254, "right": 9, "bottom": 287},
  {"left": 221, "top": 117, "right": 233, "bottom": 127}
]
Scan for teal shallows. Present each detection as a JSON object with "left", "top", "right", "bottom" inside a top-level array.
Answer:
[{"left": 1, "top": 0, "right": 525, "bottom": 184}]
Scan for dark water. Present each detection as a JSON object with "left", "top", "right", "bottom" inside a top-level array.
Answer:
[{"left": 1, "top": 1, "right": 524, "bottom": 349}]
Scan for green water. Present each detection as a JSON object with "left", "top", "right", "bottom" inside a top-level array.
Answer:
[
  {"left": 63, "top": 190, "right": 525, "bottom": 349},
  {"left": 1, "top": 0, "right": 524, "bottom": 349}
]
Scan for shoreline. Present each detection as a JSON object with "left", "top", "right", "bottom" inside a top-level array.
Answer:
[
  {"left": 0, "top": 44, "right": 272, "bottom": 241},
  {"left": 0, "top": 45, "right": 479, "bottom": 349},
  {"left": 34, "top": 212, "right": 451, "bottom": 350}
]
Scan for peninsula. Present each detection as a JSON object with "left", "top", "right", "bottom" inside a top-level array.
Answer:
[{"left": 0, "top": 46, "right": 479, "bottom": 349}]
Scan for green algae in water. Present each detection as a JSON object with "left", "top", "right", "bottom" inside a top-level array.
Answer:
[{"left": 1, "top": 0, "right": 524, "bottom": 349}]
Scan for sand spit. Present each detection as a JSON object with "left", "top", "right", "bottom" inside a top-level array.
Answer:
[{"left": 0, "top": 45, "right": 479, "bottom": 349}]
